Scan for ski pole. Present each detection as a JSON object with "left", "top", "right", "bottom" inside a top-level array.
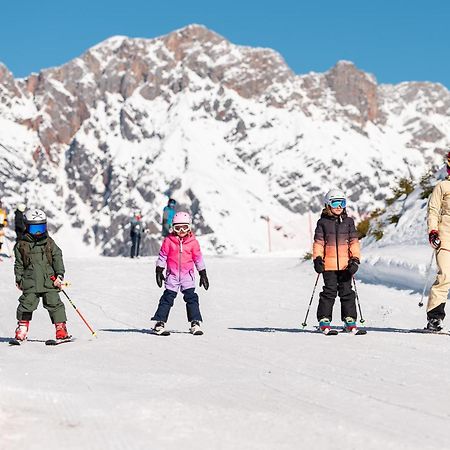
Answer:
[
  {"left": 419, "top": 251, "right": 435, "bottom": 308},
  {"left": 352, "top": 277, "right": 365, "bottom": 324},
  {"left": 302, "top": 273, "right": 321, "bottom": 328},
  {"left": 51, "top": 276, "right": 97, "bottom": 337}
]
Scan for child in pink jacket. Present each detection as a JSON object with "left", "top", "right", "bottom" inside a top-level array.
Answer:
[{"left": 151, "top": 212, "right": 209, "bottom": 335}]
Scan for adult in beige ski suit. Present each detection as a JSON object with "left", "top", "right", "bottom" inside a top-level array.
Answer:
[{"left": 427, "top": 173, "right": 450, "bottom": 327}]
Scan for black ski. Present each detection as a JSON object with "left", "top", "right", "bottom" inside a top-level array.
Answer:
[
  {"left": 191, "top": 329, "right": 204, "bottom": 336},
  {"left": 341, "top": 328, "right": 367, "bottom": 335},
  {"left": 353, "top": 329, "right": 367, "bottom": 335},
  {"left": 151, "top": 329, "right": 171, "bottom": 336},
  {"left": 321, "top": 328, "right": 339, "bottom": 335},
  {"left": 9, "top": 339, "right": 23, "bottom": 346},
  {"left": 45, "top": 337, "right": 73, "bottom": 346}
]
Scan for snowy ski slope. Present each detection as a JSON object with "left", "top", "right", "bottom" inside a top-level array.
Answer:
[{"left": 1, "top": 255, "right": 449, "bottom": 449}]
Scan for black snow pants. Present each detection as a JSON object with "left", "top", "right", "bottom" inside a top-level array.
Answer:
[
  {"left": 130, "top": 234, "right": 141, "bottom": 258},
  {"left": 317, "top": 270, "right": 357, "bottom": 322}
]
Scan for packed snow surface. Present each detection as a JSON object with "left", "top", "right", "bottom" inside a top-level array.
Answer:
[{"left": 0, "top": 254, "right": 449, "bottom": 450}]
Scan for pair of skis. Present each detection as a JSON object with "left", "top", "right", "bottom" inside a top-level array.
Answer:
[
  {"left": 9, "top": 337, "right": 73, "bottom": 346},
  {"left": 319, "top": 327, "right": 367, "bottom": 336},
  {"left": 152, "top": 328, "right": 204, "bottom": 337}
]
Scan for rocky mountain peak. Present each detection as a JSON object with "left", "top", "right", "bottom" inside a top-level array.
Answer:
[{"left": 326, "top": 60, "right": 380, "bottom": 123}]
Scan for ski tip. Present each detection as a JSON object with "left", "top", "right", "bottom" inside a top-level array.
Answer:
[
  {"left": 354, "top": 329, "right": 367, "bottom": 335},
  {"left": 45, "top": 337, "right": 73, "bottom": 346},
  {"left": 151, "top": 330, "right": 171, "bottom": 336},
  {"left": 321, "top": 328, "right": 339, "bottom": 335}
]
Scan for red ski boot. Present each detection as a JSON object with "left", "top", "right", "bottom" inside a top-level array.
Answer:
[
  {"left": 15, "top": 320, "right": 30, "bottom": 341},
  {"left": 55, "top": 322, "right": 70, "bottom": 340}
]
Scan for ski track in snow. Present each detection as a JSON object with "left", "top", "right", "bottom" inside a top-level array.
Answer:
[{"left": 1, "top": 256, "right": 450, "bottom": 449}]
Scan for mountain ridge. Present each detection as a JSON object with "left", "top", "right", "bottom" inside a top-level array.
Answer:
[{"left": 0, "top": 24, "right": 449, "bottom": 255}]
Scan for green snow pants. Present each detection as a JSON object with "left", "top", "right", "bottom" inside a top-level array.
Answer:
[{"left": 16, "top": 291, "right": 67, "bottom": 323}]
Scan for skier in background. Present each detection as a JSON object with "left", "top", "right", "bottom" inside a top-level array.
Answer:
[
  {"left": 13, "top": 209, "right": 70, "bottom": 342},
  {"left": 162, "top": 198, "right": 176, "bottom": 237},
  {"left": 0, "top": 200, "right": 8, "bottom": 254},
  {"left": 426, "top": 151, "right": 450, "bottom": 331},
  {"left": 312, "top": 189, "right": 362, "bottom": 335},
  {"left": 14, "top": 203, "right": 26, "bottom": 241},
  {"left": 130, "top": 212, "right": 143, "bottom": 258},
  {"left": 152, "top": 211, "right": 209, "bottom": 336}
]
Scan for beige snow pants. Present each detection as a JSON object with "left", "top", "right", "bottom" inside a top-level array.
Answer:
[{"left": 427, "top": 248, "right": 450, "bottom": 312}]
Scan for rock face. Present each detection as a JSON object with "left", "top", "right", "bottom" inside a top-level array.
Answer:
[
  {"left": 325, "top": 61, "right": 381, "bottom": 123},
  {"left": 0, "top": 24, "right": 450, "bottom": 255}
]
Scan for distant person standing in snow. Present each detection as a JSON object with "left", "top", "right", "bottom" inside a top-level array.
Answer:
[
  {"left": 162, "top": 198, "right": 176, "bottom": 237},
  {"left": 0, "top": 200, "right": 8, "bottom": 254},
  {"left": 130, "top": 213, "right": 143, "bottom": 258},
  {"left": 14, "top": 203, "right": 26, "bottom": 241},
  {"left": 151, "top": 211, "right": 209, "bottom": 336},
  {"left": 312, "top": 189, "right": 362, "bottom": 335},
  {"left": 426, "top": 152, "right": 450, "bottom": 331}
]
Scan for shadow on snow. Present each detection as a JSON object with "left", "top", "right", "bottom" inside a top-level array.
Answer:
[
  {"left": 229, "top": 326, "right": 414, "bottom": 334},
  {"left": 100, "top": 328, "right": 190, "bottom": 335}
]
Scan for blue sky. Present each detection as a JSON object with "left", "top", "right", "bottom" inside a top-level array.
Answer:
[{"left": 1, "top": 0, "right": 449, "bottom": 87}]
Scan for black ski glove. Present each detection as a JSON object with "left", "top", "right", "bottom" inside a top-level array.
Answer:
[
  {"left": 313, "top": 257, "right": 325, "bottom": 274},
  {"left": 199, "top": 269, "right": 209, "bottom": 290},
  {"left": 429, "top": 230, "right": 441, "bottom": 249},
  {"left": 347, "top": 257, "right": 360, "bottom": 275},
  {"left": 155, "top": 266, "right": 165, "bottom": 288}
]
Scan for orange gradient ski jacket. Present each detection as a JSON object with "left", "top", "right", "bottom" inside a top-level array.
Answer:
[{"left": 312, "top": 209, "right": 361, "bottom": 271}]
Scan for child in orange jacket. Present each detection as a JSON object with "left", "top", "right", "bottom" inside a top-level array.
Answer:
[{"left": 312, "top": 189, "right": 361, "bottom": 334}]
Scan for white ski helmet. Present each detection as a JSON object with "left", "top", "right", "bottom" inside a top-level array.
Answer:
[
  {"left": 24, "top": 209, "right": 47, "bottom": 224},
  {"left": 324, "top": 189, "right": 346, "bottom": 206},
  {"left": 172, "top": 211, "right": 191, "bottom": 225},
  {"left": 16, "top": 203, "right": 26, "bottom": 212}
]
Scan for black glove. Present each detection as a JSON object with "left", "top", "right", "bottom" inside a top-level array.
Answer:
[
  {"left": 429, "top": 230, "right": 441, "bottom": 249},
  {"left": 155, "top": 266, "right": 165, "bottom": 288},
  {"left": 347, "top": 257, "right": 360, "bottom": 275},
  {"left": 313, "top": 257, "right": 325, "bottom": 274},
  {"left": 199, "top": 269, "right": 209, "bottom": 290}
]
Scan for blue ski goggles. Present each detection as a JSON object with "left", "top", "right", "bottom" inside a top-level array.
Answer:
[
  {"left": 328, "top": 199, "right": 346, "bottom": 209},
  {"left": 27, "top": 223, "right": 47, "bottom": 235}
]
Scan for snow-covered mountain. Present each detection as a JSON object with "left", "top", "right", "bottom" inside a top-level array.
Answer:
[
  {"left": 1, "top": 24, "right": 449, "bottom": 256},
  {"left": 358, "top": 166, "right": 444, "bottom": 291}
]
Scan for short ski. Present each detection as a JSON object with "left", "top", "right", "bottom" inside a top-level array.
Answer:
[
  {"left": 191, "top": 329, "right": 204, "bottom": 336},
  {"left": 45, "top": 337, "right": 73, "bottom": 346},
  {"left": 151, "top": 329, "right": 171, "bottom": 336},
  {"left": 341, "top": 328, "right": 367, "bottom": 335},
  {"left": 318, "top": 328, "right": 338, "bottom": 335}
]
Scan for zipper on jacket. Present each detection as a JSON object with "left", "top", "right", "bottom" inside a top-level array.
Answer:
[
  {"left": 178, "top": 238, "right": 183, "bottom": 281},
  {"left": 335, "top": 217, "right": 340, "bottom": 271}
]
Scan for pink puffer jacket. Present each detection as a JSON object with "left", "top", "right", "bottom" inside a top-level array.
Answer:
[{"left": 156, "top": 233, "right": 206, "bottom": 291}]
